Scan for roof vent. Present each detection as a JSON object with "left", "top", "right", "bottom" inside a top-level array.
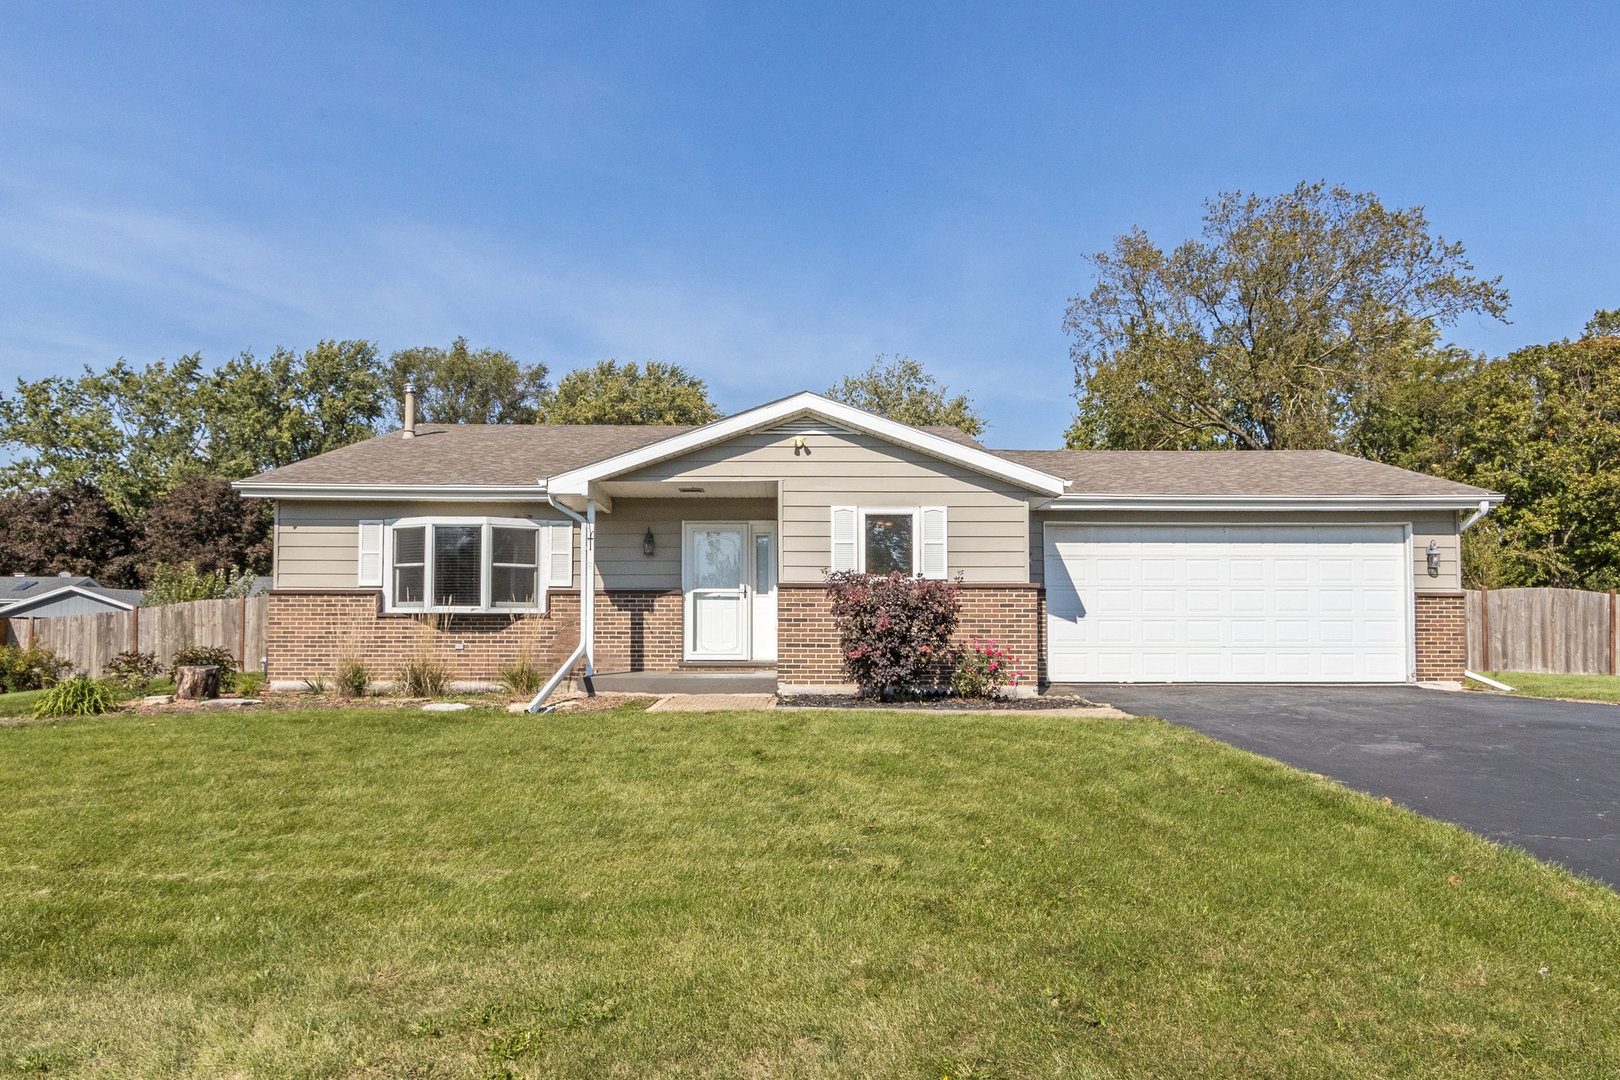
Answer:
[{"left": 402, "top": 383, "right": 417, "bottom": 439}]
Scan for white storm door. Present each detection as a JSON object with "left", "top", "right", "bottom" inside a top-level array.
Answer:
[
  {"left": 684, "top": 523, "right": 750, "bottom": 660},
  {"left": 750, "top": 524, "right": 777, "bottom": 661}
]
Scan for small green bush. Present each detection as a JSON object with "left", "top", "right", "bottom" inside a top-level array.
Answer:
[
  {"left": 33, "top": 675, "right": 120, "bottom": 718},
  {"left": 104, "top": 650, "right": 162, "bottom": 691},
  {"left": 233, "top": 672, "right": 266, "bottom": 697},
  {"left": 499, "top": 653, "right": 544, "bottom": 697},
  {"left": 397, "top": 656, "right": 451, "bottom": 698},
  {"left": 333, "top": 658, "right": 371, "bottom": 698},
  {"left": 303, "top": 677, "right": 328, "bottom": 694},
  {"left": 0, "top": 643, "right": 72, "bottom": 693}
]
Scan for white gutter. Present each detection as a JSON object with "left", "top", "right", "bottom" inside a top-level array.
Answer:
[
  {"left": 232, "top": 482, "right": 549, "bottom": 501},
  {"left": 1038, "top": 494, "right": 1505, "bottom": 513},
  {"left": 1465, "top": 670, "right": 1515, "bottom": 692},
  {"left": 526, "top": 492, "right": 596, "bottom": 713},
  {"left": 1460, "top": 499, "right": 1493, "bottom": 531}
]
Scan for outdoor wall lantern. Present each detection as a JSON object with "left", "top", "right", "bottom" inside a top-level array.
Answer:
[
  {"left": 1426, "top": 540, "right": 1440, "bottom": 576},
  {"left": 643, "top": 528, "right": 656, "bottom": 556}
]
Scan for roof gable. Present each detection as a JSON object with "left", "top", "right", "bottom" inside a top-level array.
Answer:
[{"left": 545, "top": 393, "right": 1066, "bottom": 497}]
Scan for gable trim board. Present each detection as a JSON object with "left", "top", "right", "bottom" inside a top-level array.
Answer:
[
  {"left": 0, "top": 584, "right": 138, "bottom": 616},
  {"left": 546, "top": 392, "right": 1066, "bottom": 498},
  {"left": 1041, "top": 494, "right": 1500, "bottom": 513}
]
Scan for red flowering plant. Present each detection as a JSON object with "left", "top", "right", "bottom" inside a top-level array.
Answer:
[
  {"left": 825, "top": 570, "right": 960, "bottom": 698},
  {"left": 949, "top": 636, "right": 1023, "bottom": 699}
]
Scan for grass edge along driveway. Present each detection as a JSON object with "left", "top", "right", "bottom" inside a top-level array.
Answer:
[
  {"left": 3, "top": 704, "right": 1617, "bottom": 1079},
  {"left": 1469, "top": 671, "right": 1620, "bottom": 704}
]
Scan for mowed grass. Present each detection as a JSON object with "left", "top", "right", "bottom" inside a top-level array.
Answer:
[
  {"left": 1473, "top": 671, "right": 1620, "bottom": 704},
  {"left": 2, "top": 707, "right": 1618, "bottom": 1079}
]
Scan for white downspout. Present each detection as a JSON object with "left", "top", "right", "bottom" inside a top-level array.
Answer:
[
  {"left": 526, "top": 492, "right": 596, "bottom": 713},
  {"left": 1461, "top": 499, "right": 1493, "bottom": 532}
]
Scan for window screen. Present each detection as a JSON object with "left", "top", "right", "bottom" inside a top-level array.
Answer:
[
  {"left": 393, "top": 526, "right": 426, "bottom": 605},
  {"left": 492, "top": 526, "right": 538, "bottom": 605},
  {"left": 863, "top": 512, "right": 914, "bottom": 576},
  {"left": 433, "top": 525, "right": 482, "bottom": 607}
]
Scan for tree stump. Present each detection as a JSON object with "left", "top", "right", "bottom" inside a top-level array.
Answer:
[{"left": 175, "top": 665, "right": 221, "bottom": 700}]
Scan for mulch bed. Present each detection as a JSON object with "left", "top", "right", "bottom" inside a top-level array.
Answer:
[{"left": 777, "top": 693, "right": 1100, "bottom": 711}]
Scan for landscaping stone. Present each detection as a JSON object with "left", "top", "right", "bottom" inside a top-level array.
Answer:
[
  {"left": 142, "top": 694, "right": 175, "bottom": 705},
  {"left": 201, "top": 698, "right": 263, "bottom": 708},
  {"left": 422, "top": 702, "right": 471, "bottom": 712}
]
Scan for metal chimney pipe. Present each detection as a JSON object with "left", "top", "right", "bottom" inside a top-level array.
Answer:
[{"left": 402, "top": 382, "right": 417, "bottom": 438}]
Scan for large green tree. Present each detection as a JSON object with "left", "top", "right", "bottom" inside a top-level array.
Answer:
[
  {"left": 386, "top": 337, "right": 548, "bottom": 425},
  {"left": 1064, "top": 182, "right": 1510, "bottom": 450},
  {"left": 0, "top": 340, "right": 387, "bottom": 510},
  {"left": 825, "top": 354, "right": 985, "bottom": 436},
  {"left": 542, "top": 360, "right": 721, "bottom": 425},
  {"left": 1377, "top": 311, "right": 1620, "bottom": 589}
]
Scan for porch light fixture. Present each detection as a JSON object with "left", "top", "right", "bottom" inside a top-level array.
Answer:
[
  {"left": 643, "top": 528, "right": 656, "bottom": 556},
  {"left": 1426, "top": 540, "right": 1440, "bottom": 576}
]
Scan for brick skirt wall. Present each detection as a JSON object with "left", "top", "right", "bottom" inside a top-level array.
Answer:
[
  {"left": 1415, "top": 591, "right": 1467, "bottom": 681},
  {"left": 776, "top": 583, "right": 1044, "bottom": 689},
  {"left": 267, "top": 589, "right": 688, "bottom": 686}
]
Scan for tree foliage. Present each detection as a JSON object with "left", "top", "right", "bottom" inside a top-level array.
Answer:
[
  {"left": 387, "top": 337, "right": 549, "bottom": 425},
  {"left": 1064, "top": 182, "right": 1510, "bottom": 450},
  {"left": 0, "top": 340, "right": 387, "bottom": 509},
  {"left": 135, "top": 477, "right": 273, "bottom": 581},
  {"left": 142, "top": 562, "right": 258, "bottom": 607},
  {"left": 0, "top": 482, "right": 140, "bottom": 587},
  {"left": 542, "top": 360, "right": 721, "bottom": 425},
  {"left": 825, "top": 354, "right": 985, "bottom": 436}
]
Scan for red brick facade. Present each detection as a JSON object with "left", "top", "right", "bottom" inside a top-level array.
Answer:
[
  {"left": 1414, "top": 591, "right": 1468, "bottom": 682},
  {"left": 269, "top": 586, "right": 1467, "bottom": 688},
  {"left": 775, "top": 583, "right": 1044, "bottom": 689}
]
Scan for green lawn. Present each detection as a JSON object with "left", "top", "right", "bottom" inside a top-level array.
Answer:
[
  {"left": 0, "top": 688, "right": 46, "bottom": 717},
  {"left": 1471, "top": 671, "right": 1620, "bottom": 704},
  {"left": 2, "top": 706, "right": 1617, "bottom": 1078}
]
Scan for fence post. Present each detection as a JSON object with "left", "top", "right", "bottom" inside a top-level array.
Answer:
[
  {"left": 1610, "top": 588, "right": 1617, "bottom": 677},
  {"left": 131, "top": 605, "right": 139, "bottom": 654},
  {"left": 27, "top": 616, "right": 35, "bottom": 651},
  {"left": 239, "top": 594, "right": 247, "bottom": 667},
  {"left": 1480, "top": 586, "right": 1490, "bottom": 672}
]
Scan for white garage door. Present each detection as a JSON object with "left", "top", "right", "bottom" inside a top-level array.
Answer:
[{"left": 1045, "top": 524, "right": 1412, "bottom": 683}]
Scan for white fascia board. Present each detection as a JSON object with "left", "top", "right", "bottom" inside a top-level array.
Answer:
[
  {"left": 2, "top": 585, "right": 137, "bottom": 613},
  {"left": 1037, "top": 493, "right": 1505, "bottom": 513},
  {"left": 232, "top": 482, "right": 547, "bottom": 501},
  {"left": 545, "top": 391, "right": 1067, "bottom": 496}
]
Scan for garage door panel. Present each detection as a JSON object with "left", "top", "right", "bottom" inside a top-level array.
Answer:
[{"left": 1044, "top": 523, "right": 1410, "bottom": 683}]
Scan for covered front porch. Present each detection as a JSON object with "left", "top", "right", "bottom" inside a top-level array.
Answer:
[{"left": 564, "top": 478, "right": 783, "bottom": 680}]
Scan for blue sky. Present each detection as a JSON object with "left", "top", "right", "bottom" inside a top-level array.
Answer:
[{"left": 1, "top": 2, "right": 1616, "bottom": 446}]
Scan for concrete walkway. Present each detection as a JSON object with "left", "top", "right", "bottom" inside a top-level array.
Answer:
[{"left": 646, "top": 693, "right": 778, "bottom": 712}]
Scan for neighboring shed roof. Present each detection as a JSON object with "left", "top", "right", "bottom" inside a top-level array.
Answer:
[
  {"left": 240, "top": 423, "right": 989, "bottom": 489},
  {"left": 0, "top": 575, "right": 99, "bottom": 604},
  {"left": 0, "top": 582, "right": 142, "bottom": 616},
  {"left": 991, "top": 449, "right": 1495, "bottom": 498}
]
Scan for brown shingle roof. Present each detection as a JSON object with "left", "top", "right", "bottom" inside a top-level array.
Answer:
[
  {"left": 242, "top": 422, "right": 987, "bottom": 488},
  {"left": 242, "top": 425, "right": 699, "bottom": 487},
  {"left": 241, "top": 422, "right": 1491, "bottom": 500},
  {"left": 989, "top": 449, "right": 1494, "bottom": 498}
]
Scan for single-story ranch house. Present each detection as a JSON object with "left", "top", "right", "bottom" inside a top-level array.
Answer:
[{"left": 235, "top": 391, "right": 1500, "bottom": 693}]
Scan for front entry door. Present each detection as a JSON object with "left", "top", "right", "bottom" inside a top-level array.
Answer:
[{"left": 684, "top": 523, "right": 750, "bottom": 660}]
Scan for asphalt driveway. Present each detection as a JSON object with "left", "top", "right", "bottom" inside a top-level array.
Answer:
[{"left": 1061, "top": 684, "right": 1620, "bottom": 887}]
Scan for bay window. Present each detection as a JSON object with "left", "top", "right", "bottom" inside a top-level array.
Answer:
[{"left": 379, "top": 517, "right": 563, "bottom": 612}]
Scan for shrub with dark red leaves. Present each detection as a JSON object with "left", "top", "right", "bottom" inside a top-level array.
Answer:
[{"left": 825, "top": 570, "right": 960, "bottom": 698}]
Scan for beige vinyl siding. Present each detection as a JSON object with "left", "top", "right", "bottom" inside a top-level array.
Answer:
[
  {"left": 618, "top": 430, "right": 1032, "bottom": 583},
  {"left": 1028, "top": 508, "right": 1463, "bottom": 591},
  {"left": 274, "top": 500, "right": 573, "bottom": 589},
  {"left": 594, "top": 498, "right": 776, "bottom": 590}
]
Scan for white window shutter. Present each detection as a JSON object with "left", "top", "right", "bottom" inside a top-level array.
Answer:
[
  {"left": 357, "top": 521, "right": 383, "bottom": 587},
  {"left": 920, "top": 506, "right": 947, "bottom": 579},
  {"left": 546, "top": 522, "right": 573, "bottom": 586},
  {"left": 830, "top": 506, "right": 857, "bottom": 572}
]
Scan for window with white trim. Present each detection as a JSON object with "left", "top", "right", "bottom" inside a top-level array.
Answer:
[
  {"left": 379, "top": 517, "right": 567, "bottom": 612},
  {"left": 830, "top": 506, "right": 948, "bottom": 579}
]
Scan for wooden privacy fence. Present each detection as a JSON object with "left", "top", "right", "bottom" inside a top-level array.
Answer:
[
  {"left": 2, "top": 595, "right": 269, "bottom": 678},
  {"left": 1467, "top": 587, "right": 1619, "bottom": 676}
]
